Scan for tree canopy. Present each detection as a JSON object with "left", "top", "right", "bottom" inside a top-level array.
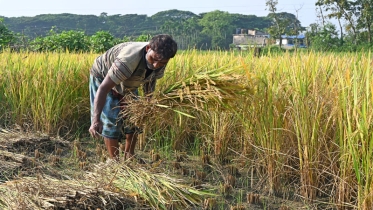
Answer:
[{"left": 1, "top": 10, "right": 283, "bottom": 50}]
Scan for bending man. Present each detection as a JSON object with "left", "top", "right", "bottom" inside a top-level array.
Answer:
[{"left": 89, "top": 34, "right": 178, "bottom": 160}]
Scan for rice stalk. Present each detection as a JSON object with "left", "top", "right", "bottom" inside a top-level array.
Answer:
[
  {"left": 334, "top": 53, "right": 373, "bottom": 210},
  {"left": 0, "top": 51, "right": 93, "bottom": 134}
]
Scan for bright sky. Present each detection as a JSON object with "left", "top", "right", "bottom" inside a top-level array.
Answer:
[{"left": 0, "top": 0, "right": 319, "bottom": 27}]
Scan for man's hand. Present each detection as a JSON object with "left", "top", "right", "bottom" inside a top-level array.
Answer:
[{"left": 89, "top": 121, "right": 103, "bottom": 139}]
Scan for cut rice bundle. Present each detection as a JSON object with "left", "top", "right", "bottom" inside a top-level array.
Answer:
[
  {"left": 120, "top": 67, "right": 251, "bottom": 127},
  {"left": 0, "top": 161, "right": 215, "bottom": 210}
]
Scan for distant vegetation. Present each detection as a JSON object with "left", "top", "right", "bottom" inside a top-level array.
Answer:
[
  {"left": 0, "top": 10, "right": 274, "bottom": 51},
  {"left": 2, "top": 0, "right": 373, "bottom": 52}
]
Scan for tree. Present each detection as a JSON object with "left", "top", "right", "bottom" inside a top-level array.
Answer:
[
  {"left": 291, "top": 5, "right": 306, "bottom": 48},
  {"left": 231, "top": 14, "right": 272, "bottom": 31},
  {"left": 0, "top": 18, "right": 15, "bottom": 50},
  {"left": 151, "top": 9, "right": 198, "bottom": 25},
  {"left": 356, "top": 0, "right": 373, "bottom": 44},
  {"left": 159, "top": 16, "right": 204, "bottom": 50},
  {"left": 2, "top": 10, "right": 291, "bottom": 50},
  {"left": 306, "top": 23, "right": 340, "bottom": 51},
  {"left": 199, "top": 10, "right": 235, "bottom": 49},
  {"left": 316, "top": 0, "right": 358, "bottom": 44},
  {"left": 266, "top": 0, "right": 294, "bottom": 48}
]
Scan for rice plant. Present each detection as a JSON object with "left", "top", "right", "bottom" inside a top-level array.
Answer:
[{"left": 1, "top": 49, "right": 373, "bottom": 208}]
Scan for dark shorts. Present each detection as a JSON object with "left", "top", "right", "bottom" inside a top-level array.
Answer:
[{"left": 89, "top": 75, "right": 141, "bottom": 140}]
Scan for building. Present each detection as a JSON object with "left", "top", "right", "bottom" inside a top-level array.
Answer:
[
  {"left": 276, "top": 34, "right": 307, "bottom": 49},
  {"left": 232, "top": 28, "right": 269, "bottom": 50}
]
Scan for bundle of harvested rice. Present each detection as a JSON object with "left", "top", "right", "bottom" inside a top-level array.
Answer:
[
  {"left": 120, "top": 67, "right": 251, "bottom": 127},
  {"left": 0, "top": 161, "right": 215, "bottom": 210},
  {"left": 93, "top": 161, "right": 216, "bottom": 209}
]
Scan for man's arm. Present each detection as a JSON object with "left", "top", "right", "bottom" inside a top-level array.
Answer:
[
  {"left": 142, "top": 79, "right": 157, "bottom": 97},
  {"left": 89, "top": 75, "right": 116, "bottom": 138},
  {"left": 142, "top": 66, "right": 165, "bottom": 97}
]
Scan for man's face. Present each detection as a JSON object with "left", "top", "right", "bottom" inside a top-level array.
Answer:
[{"left": 146, "top": 48, "right": 170, "bottom": 70}]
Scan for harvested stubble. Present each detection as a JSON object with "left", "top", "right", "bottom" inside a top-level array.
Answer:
[
  {"left": 0, "top": 160, "right": 215, "bottom": 209},
  {"left": 120, "top": 68, "right": 251, "bottom": 128}
]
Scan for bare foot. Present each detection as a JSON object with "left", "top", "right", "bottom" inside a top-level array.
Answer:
[{"left": 124, "top": 152, "right": 134, "bottom": 160}]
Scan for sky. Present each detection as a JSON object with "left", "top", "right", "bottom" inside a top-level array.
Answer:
[{"left": 0, "top": 0, "right": 320, "bottom": 27}]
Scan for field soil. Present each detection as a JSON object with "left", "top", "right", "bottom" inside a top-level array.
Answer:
[{"left": 0, "top": 130, "right": 316, "bottom": 209}]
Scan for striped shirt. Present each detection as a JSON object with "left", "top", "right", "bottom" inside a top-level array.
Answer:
[{"left": 90, "top": 42, "right": 165, "bottom": 95}]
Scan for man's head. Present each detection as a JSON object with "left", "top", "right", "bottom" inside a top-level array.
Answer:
[
  {"left": 148, "top": 34, "right": 178, "bottom": 60},
  {"left": 145, "top": 34, "right": 177, "bottom": 70}
]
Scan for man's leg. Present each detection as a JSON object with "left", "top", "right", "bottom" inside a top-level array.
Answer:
[
  {"left": 104, "top": 137, "right": 119, "bottom": 160},
  {"left": 124, "top": 133, "right": 138, "bottom": 159}
]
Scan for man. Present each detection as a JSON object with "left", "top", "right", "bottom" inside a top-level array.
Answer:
[{"left": 89, "top": 34, "right": 177, "bottom": 160}]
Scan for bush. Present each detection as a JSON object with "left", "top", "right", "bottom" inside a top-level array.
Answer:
[
  {"left": 90, "top": 31, "right": 121, "bottom": 53},
  {"left": 30, "top": 28, "right": 90, "bottom": 52}
]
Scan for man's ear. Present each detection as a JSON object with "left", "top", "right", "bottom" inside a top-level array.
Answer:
[{"left": 145, "top": 45, "right": 151, "bottom": 52}]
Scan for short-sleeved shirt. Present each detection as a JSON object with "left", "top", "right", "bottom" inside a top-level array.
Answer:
[{"left": 90, "top": 42, "right": 165, "bottom": 95}]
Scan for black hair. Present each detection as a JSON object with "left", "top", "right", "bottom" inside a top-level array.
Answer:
[{"left": 149, "top": 34, "right": 178, "bottom": 60}]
